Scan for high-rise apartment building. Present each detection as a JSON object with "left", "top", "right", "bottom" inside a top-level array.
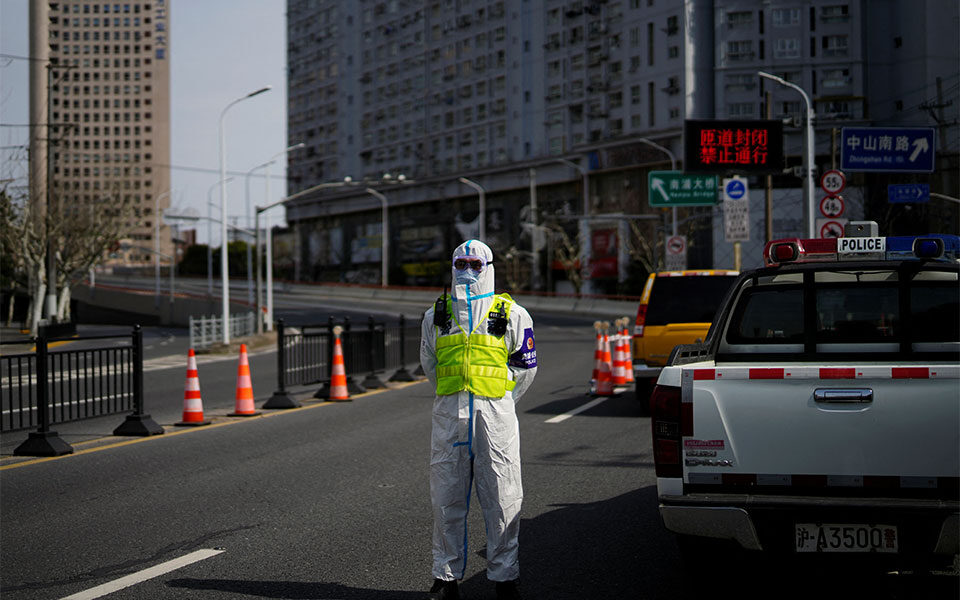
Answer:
[
  {"left": 284, "top": 0, "right": 957, "bottom": 289},
  {"left": 47, "top": 0, "right": 171, "bottom": 266},
  {"left": 287, "top": 0, "right": 713, "bottom": 189}
]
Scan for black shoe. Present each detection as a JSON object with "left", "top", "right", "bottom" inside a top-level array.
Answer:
[
  {"left": 428, "top": 578, "right": 460, "bottom": 600},
  {"left": 495, "top": 579, "right": 521, "bottom": 600}
]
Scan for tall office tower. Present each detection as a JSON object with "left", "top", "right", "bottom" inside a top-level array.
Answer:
[{"left": 47, "top": 0, "right": 171, "bottom": 266}]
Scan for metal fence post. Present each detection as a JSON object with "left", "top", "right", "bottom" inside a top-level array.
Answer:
[
  {"left": 113, "top": 325, "right": 164, "bottom": 436},
  {"left": 389, "top": 313, "right": 416, "bottom": 381},
  {"left": 314, "top": 316, "right": 336, "bottom": 399},
  {"left": 342, "top": 316, "right": 366, "bottom": 395},
  {"left": 264, "top": 318, "right": 300, "bottom": 408},
  {"left": 13, "top": 334, "right": 73, "bottom": 456},
  {"left": 362, "top": 316, "right": 386, "bottom": 389}
]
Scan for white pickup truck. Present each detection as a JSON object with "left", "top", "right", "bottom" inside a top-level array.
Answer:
[{"left": 652, "top": 227, "right": 959, "bottom": 568}]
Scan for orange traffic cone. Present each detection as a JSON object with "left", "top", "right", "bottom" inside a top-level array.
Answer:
[
  {"left": 328, "top": 326, "right": 351, "bottom": 401},
  {"left": 176, "top": 349, "right": 210, "bottom": 426},
  {"left": 621, "top": 318, "right": 635, "bottom": 384},
  {"left": 229, "top": 344, "right": 261, "bottom": 417},
  {"left": 590, "top": 321, "right": 603, "bottom": 393},
  {"left": 595, "top": 323, "right": 614, "bottom": 396},
  {"left": 612, "top": 320, "right": 627, "bottom": 386}
]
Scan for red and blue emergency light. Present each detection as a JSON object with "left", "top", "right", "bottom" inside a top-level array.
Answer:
[{"left": 763, "top": 234, "right": 960, "bottom": 267}]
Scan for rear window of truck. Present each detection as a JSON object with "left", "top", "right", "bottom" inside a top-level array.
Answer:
[
  {"left": 645, "top": 276, "right": 737, "bottom": 325},
  {"left": 726, "top": 276, "right": 959, "bottom": 346}
]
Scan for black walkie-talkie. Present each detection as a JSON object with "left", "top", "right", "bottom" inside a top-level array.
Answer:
[
  {"left": 434, "top": 284, "right": 451, "bottom": 333},
  {"left": 487, "top": 300, "right": 508, "bottom": 337}
]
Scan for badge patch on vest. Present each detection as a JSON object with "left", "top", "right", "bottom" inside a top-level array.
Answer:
[{"left": 509, "top": 328, "right": 537, "bottom": 368}]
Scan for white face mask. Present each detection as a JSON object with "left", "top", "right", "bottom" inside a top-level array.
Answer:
[{"left": 454, "top": 268, "right": 481, "bottom": 285}]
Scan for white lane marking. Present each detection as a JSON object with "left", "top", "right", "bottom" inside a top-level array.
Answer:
[
  {"left": 60, "top": 548, "right": 224, "bottom": 600},
  {"left": 545, "top": 397, "right": 609, "bottom": 423}
]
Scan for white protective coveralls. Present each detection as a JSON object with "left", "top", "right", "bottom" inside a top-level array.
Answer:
[{"left": 420, "top": 239, "right": 538, "bottom": 583}]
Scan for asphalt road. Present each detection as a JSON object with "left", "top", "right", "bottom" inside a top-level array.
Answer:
[{"left": 2, "top": 301, "right": 957, "bottom": 599}]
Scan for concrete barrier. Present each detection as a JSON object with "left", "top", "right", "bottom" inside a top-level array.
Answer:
[
  {"left": 74, "top": 279, "right": 639, "bottom": 327},
  {"left": 73, "top": 284, "right": 249, "bottom": 328}
]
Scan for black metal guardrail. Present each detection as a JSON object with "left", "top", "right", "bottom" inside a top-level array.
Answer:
[
  {"left": 0, "top": 325, "right": 162, "bottom": 457},
  {"left": 265, "top": 314, "right": 422, "bottom": 407}
]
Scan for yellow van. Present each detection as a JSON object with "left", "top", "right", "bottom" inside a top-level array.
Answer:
[{"left": 633, "top": 270, "right": 739, "bottom": 401}]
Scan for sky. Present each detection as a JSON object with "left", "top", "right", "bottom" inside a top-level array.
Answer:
[{"left": 0, "top": 0, "right": 289, "bottom": 244}]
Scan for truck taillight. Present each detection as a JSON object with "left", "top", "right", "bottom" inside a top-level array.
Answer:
[
  {"left": 634, "top": 303, "right": 648, "bottom": 337},
  {"left": 651, "top": 384, "right": 682, "bottom": 478}
]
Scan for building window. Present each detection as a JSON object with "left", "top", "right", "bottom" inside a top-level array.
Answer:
[
  {"left": 647, "top": 22, "right": 654, "bottom": 65},
  {"left": 772, "top": 8, "right": 801, "bottom": 26},
  {"left": 647, "top": 81, "right": 655, "bottom": 126},
  {"left": 779, "top": 101, "right": 801, "bottom": 119},
  {"left": 727, "top": 102, "right": 755, "bottom": 117},
  {"left": 821, "top": 5, "right": 850, "bottom": 23},
  {"left": 665, "top": 15, "right": 678, "bottom": 35},
  {"left": 822, "top": 68, "right": 851, "bottom": 89},
  {"left": 774, "top": 38, "right": 800, "bottom": 59},
  {"left": 822, "top": 35, "right": 849, "bottom": 57},
  {"left": 727, "top": 10, "right": 752, "bottom": 27},
  {"left": 726, "top": 40, "right": 754, "bottom": 61},
  {"left": 725, "top": 73, "right": 756, "bottom": 90}
]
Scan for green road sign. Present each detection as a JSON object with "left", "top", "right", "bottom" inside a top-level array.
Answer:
[{"left": 648, "top": 171, "right": 719, "bottom": 207}]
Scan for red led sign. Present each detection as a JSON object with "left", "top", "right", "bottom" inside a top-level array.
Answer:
[{"left": 684, "top": 119, "right": 784, "bottom": 174}]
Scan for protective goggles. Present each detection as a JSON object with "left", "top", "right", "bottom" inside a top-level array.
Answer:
[{"left": 453, "top": 257, "right": 488, "bottom": 271}]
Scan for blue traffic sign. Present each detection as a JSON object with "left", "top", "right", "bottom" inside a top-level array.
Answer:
[
  {"left": 841, "top": 127, "right": 936, "bottom": 173},
  {"left": 888, "top": 183, "right": 930, "bottom": 203},
  {"left": 725, "top": 179, "right": 746, "bottom": 200}
]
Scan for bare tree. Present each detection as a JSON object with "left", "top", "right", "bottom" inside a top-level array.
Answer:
[
  {"left": 51, "top": 185, "right": 133, "bottom": 321},
  {"left": 0, "top": 183, "right": 133, "bottom": 332},
  {"left": 499, "top": 245, "right": 530, "bottom": 291},
  {"left": 0, "top": 187, "right": 47, "bottom": 333},
  {"left": 625, "top": 218, "right": 663, "bottom": 275},
  {"left": 542, "top": 221, "right": 583, "bottom": 295}
]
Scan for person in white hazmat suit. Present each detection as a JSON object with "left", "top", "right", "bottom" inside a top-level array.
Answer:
[{"left": 420, "top": 240, "right": 538, "bottom": 600}]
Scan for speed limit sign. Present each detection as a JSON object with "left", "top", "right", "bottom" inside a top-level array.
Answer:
[
  {"left": 820, "top": 169, "right": 846, "bottom": 195},
  {"left": 820, "top": 195, "right": 845, "bottom": 218}
]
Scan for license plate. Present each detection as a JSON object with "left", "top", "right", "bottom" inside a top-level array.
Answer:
[{"left": 795, "top": 523, "right": 898, "bottom": 553}]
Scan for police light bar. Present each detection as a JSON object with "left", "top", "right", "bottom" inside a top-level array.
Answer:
[{"left": 762, "top": 234, "right": 960, "bottom": 266}]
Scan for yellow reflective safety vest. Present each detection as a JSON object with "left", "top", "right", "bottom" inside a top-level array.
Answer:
[{"left": 435, "top": 293, "right": 518, "bottom": 397}]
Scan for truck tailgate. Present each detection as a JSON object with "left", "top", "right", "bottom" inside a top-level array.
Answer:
[{"left": 680, "top": 364, "right": 960, "bottom": 487}]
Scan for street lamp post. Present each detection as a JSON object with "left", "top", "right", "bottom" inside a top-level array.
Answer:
[
  {"left": 759, "top": 71, "right": 816, "bottom": 238},
  {"left": 153, "top": 190, "right": 171, "bottom": 307},
  {"left": 458, "top": 177, "right": 486, "bottom": 240},
  {"left": 255, "top": 178, "right": 356, "bottom": 332},
  {"left": 249, "top": 143, "right": 305, "bottom": 334},
  {"left": 637, "top": 138, "right": 678, "bottom": 235},
  {"left": 366, "top": 188, "right": 389, "bottom": 287},
  {"left": 218, "top": 86, "right": 271, "bottom": 344},
  {"left": 206, "top": 177, "right": 232, "bottom": 296}
]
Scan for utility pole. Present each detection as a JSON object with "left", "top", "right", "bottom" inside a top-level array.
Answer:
[{"left": 29, "top": 0, "right": 55, "bottom": 324}]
